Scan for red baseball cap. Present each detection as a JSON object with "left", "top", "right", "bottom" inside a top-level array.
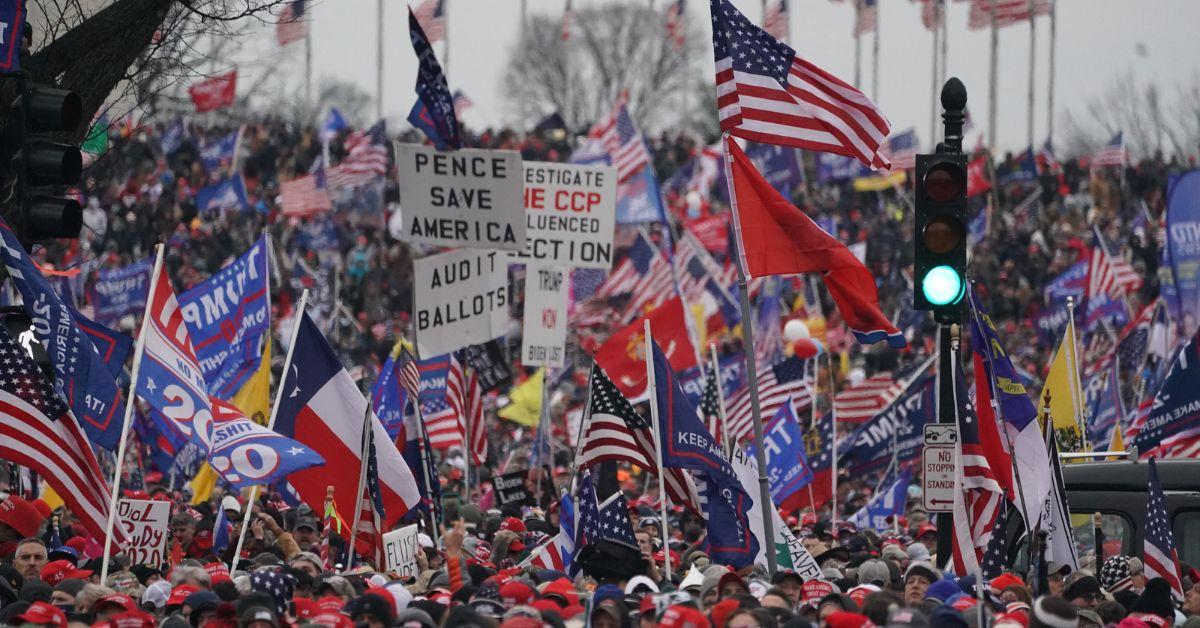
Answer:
[
  {"left": 500, "top": 517, "right": 526, "bottom": 533},
  {"left": 824, "top": 611, "right": 876, "bottom": 628},
  {"left": 499, "top": 581, "right": 536, "bottom": 607},
  {"left": 95, "top": 611, "right": 156, "bottom": 628},
  {"left": 316, "top": 596, "right": 345, "bottom": 613},
  {"left": 166, "top": 585, "right": 199, "bottom": 607},
  {"left": 0, "top": 496, "right": 45, "bottom": 538},
  {"left": 39, "top": 560, "right": 93, "bottom": 586},
  {"left": 293, "top": 598, "right": 318, "bottom": 619},
  {"left": 658, "top": 604, "right": 708, "bottom": 628},
  {"left": 95, "top": 593, "right": 136, "bottom": 613},
  {"left": 15, "top": 601, "right": 68, "bottom": 628},
  {"left": 310, "top": 612, "right": 355, "bottom": 628},
  {"left": 916, "top": 523, "right": 938, "bottom": 538}
]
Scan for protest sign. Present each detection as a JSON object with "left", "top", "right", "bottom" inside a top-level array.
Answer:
[
  {"left": 395, "top": 144, "right": 525, "bottom": 251},
  {"left": 383, "top": 524, "right": 420, "bottom": 578},
  {"left": 522, "top": 265, "right": 569, "bottom": 368},
  {"left": 491, "top": 470, "right": 534, "bottom": 507},
  {"left": 511, "top": 162, "right": 616, "bottom": 269},
  {"left": 413, "top": 249, "right": 509, "bottom": 358},
  {"left": 118, "top": 499, "right": 170, "bottom": 567},
  {"left": 460, "top": 339, "right": 512, "bottom": 393},
  {"left": 87, "top": 258, "right": 152, "bottom": 324}
]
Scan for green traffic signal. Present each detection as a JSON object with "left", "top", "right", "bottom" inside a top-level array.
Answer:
[{"left": 921, "top": 265, "right": 965, "bottom": 307}]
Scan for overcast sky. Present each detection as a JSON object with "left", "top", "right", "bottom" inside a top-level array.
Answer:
[{"left": 229, "top": 0, "right": 1200, "bottom": 155}]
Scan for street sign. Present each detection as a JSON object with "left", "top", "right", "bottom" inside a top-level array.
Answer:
[
  {"left": 924, "top": 424, "right": 958, "bottom": 445},
  {"left": 922, "top": 444, "right": 956, "bottom": 512}
]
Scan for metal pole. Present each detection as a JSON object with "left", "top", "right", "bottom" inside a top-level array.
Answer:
[
  {"left": 988, "top": 1, "right": 998, "bottom": 150},
  {"left": 940, "top": 3, "right": 948, "bottom": 84},
  {"left": 100, "top": 243, "right": 165, "bottom": 583},
  {"left": 1046, "top": 0, "right": 1057, "bottom": 144},
  {"left": 853, "top": 3, "right": 862, "bottom": 89},
  {"left": 305, "top": 25, "right": 313, "bottom": 107},
  {"left": 375, "top": 0, "right": 384, "bottom": 120},
  {"left": 930, "top": 23, "right": 940, "bottom": 152},
  {"left": 935, "top": 324, "right": 954, "bottom": 566},
  {"left": 827, "top": 351, "right": 838, "bottom": 525},
  {"left": 346, "top": 393, "right": 375, "bottom": 569},
  {"left": 1064, "top": 297, "right": 1090, "bottom": 451},
  {"left": 644, "top": 319, "right": 673, "bottom": 582},
  {"left": 871, "top": 3, "right": 880, "bottom": 102},
  {"left": 1026, "top": 0, "right": 1036, "bottom": 149},
  {"left": 711, "top": 345, "right": 734, "bottom": 460},
  {"left": 442, "top": 0, "right": 450, "bottom": 77}
]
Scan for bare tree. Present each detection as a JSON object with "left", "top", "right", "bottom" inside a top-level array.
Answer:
[
  {"left": 503, "top": 2, "right": 706, "bottom": 133},
  {"left": 1060, "top": 71, "right": 1200, "bottom": 162}
]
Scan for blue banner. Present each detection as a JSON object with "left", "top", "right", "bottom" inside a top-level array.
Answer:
[
  {"left": 748, "top": 402, "right": 812, "bottom": 507},
  {"left": 720, "top": 143, "right": 803, "bottom": 201},
  {"left": 1084, "top": 361, "right": 1123, "bottom": 449},
  {"left": 997, "top": 148, "right": 1038, "bottom": 188},
  {"left": 844, "top": 374, "right": 936, "bottom": 474},
  {"left": 160, "top": 118, "right": 188, "bottom": 156},
  {"left": 195, "top": 176, "right": 248, "bottom": 213},
  {"left": 1043, "top": 261, "right": 1088, "bottom": 305},
  {"left": 677, "top": 353, "right": 746, "bottom": 408},
  {"left": 408, "top": 8, "right": 462, "bottom": 149},
  {"left": 178, "top": 236, "right": 270, "bottom": 398},
  {"left": 199, "top": 129, "right": 239, "bottom": 173},
  {"left": 814, "top": 153, "right": 869, "bottom": 184},
  {"left": 1136, "top": 328, "right": 1200, "bottom": 453},
  {"left": 87, "top": 258, "right": 152, "bottom": 324},
  {"left": 848, "top": 468, "right": 914, "bottom": 531},
  {"left": 1166, "top": 170, "right": 1200, "bottom": 329},
  {"left": 0, "top": 2, "right": 25, "bottom": 73},
  {"left": 614, "top": 166, "right": 668, "bottom": 224},
  {"left": 1035, "top": 300, "right": 1080, "bottom": 347},
  {"left": 372, "top": 352, "right": 408, "bottom": 440}
]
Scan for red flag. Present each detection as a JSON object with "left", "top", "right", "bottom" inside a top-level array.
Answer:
[
  {"left": 972, "top": 353, "right": 1015, "bottom": 498},
  {"left": 593, "top": 296, "right": 698, "bottom": 397},
  {"left": 188, "top": 70, "right": 237, "bottom": 113},
  {"left": 724, "top": 138, "right": 904, "bottom": 348},
  {"left": 967, "top": 155, "right": 992, "bottom": 198},
  {"left": 686, "top": 214, "right": 730, "bottom": 256}
]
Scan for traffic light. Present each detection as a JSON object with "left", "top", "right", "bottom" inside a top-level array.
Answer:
[
  {"left": 7, "top": 84, "right": 84, "bottom": 244},
  {"left": 913, "top": 152, "right": 968, "bottom": 322}
]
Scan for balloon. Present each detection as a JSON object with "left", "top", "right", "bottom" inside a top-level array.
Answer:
[
  {"left": 783, "top": 319, "right": 810, "bottom": 342},
  {"left": 849, "top": 368, "right": 866, "bottom": 387},
  {"left": 791, "top": 338, "right": 822, "bottom": 359}
]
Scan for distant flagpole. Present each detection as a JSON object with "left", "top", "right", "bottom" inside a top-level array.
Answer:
[
  {"left": 643, "top": 319, "right": 672, "bottom": 582},
  {"left": 710, "top": 344, "right": 733, "bottom": 459},
  {"left": 1046, "top": 0, "right": 1057, "bottom": 144},
  {"left": 304, "top": 10, "right": 313, "bottom": 107},
  {"left": 228, "top": 289, "right": 310, "bottom": 571},
  {"left": 375, "top": 0, "right": 384, "bottom": 120},
  {"left": 987, "top": 1, "right": 998, "bottom": 149},
  {"left": 853, "top": 2, "right": 862, "bottom": 88},
  {"left": 929, "top": 7, "right": 940, "bottom": 152},
  {"left": 1026, "top": 0, "right": 1037, "bottom": 149},
  {"left": 826, "top": 350, "right": 839, "bottom": 525},
  {"left": 100, "top": 243, "right": 164, "bottom": 583},
  {"left": 346, "top": 380, "right": 376, "bottom": 569},
  {"left": 871, "top": 2, "right": 880, "bottom": 101}
]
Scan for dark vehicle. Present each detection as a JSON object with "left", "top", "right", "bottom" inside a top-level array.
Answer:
[{"left": 1062, "top": 458, "right": 1200, "bottom": 567}]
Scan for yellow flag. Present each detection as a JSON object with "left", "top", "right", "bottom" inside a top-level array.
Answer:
[
  {"left": 852, "top": 170, "right": 906, "bottom": 192},
  {"left": 690, "top": 302, "right": 708, "bottom": 350},
  {"left": 189, "top": 464, "right": 219, "bottom": 505},
  {"left": 1038, "top": 324, "right": 1085, "bottom": 450},
  {"left": 1108, "top": 424, "right": 1125, "bottom": 460},
  {"left": 192, "top": 340, "right": 272, "bottom": 505},
  {"left": 40, "top": 483, "right": 64, "bottom": 511},
  {"left": 499, "top": 369, "right": 544, "bottom": 427}
]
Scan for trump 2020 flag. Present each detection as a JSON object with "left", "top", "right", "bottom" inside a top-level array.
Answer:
[
  {"left": 849, "top": 467, "right": 914, "bottom": 532},
  {"left": 723, "top": 137, "right": 904, "bottom": 348},
  {"left": 407, "top": 7, "right": 461, "bottom": 150},
  {"left": 651, "top": 340, "right": 758, "bottom": 567},
  {"left": 0, "top": 219, "right": 126, "bottom": 450},
  {"left": 135, "top": 263, "right": 323, "bottom": 489}
]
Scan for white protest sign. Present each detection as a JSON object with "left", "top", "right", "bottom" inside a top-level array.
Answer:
[
  {"left": 117, "top": 499, "right": 170, "bottom": 567},
  {"left": 414, "top": 249, "right": 509, "bottom": 358},
  {"left": 395, "top": 144, "right": 525, "bottom": 251},
  {"left": 521, "top": 264, "right": 570, "bottom": 367},
  {"left": 511, "top": 162, "right": 617, "bottom": 269},
  {"left": 383, "top": 524, "right": 420, "bottom": 578}
]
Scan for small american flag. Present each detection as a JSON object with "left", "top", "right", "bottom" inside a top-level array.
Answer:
[
  {"left": 575, "top": 471, "right": 604, "bottom": 549},
  {"left": 451, "top": 90, "right": 473, "bottom": 119},
  {"left": 699, "top": 362, "right": 725, "bottom": 447},
  {"left": 621, "top": 233, "right": 675, "bottom": 322},
  {"left": 588, "top": 97, "right": 651, "bottom": 183},
  {"left": 326, "top": 121, "right": 388, "bottom": 190},
  {"left": 833, "top": 372, "right": 901, "bottom": 424},
  {"left": 597, "top": 492, "right": 639, "bottom": 547},
  {"left": 854, "top": 0, "right": 877, "bottom": 37},
  {"left": 1092, "top": 131, "right": 1128, "bottom": 167},
  {"left": 447, "top": 353, "right": 485, "bottom": 465},
  {"left": 979, "top": 499, "right": 1012, "bottom": 580},
  {"left": 763, "top": 0, "right": 789, "bottom": 41},
  {"left": 411, "top": 0, "right": 446, "bottom": 42},
  {"left": 1087, "top": 225, "right": 1142, "bottom": 300},
  {"left": 881, "top": 128, "right": 919, "bottom": 171},
  {"left": 914, "top": 0, "right": 945, "bottom": 31},
  {"left": 1144, "top": 457, "right": 1185, "bottom": 600},
  {"left": 968, "top": 0, "right": 1052, "bottom": 31},
  {"left": 276, "top": 0, "right": 307, "bottom": 47},
  {"left": 279, "top": 174, "right": 332, "bottom": 216},
  {"left": 397, "top": 347, "right": 421, "bottom": 398},
  {"left": 665, "top": 0, "right": 687, "bottom": 50},
  {"left": 711, "top": 0, "right": 891, "bottom": 170},
  {"left": 724, "top": 355, "right": 811, "bottom": 444},
  {"left": 950, "top": 361, "right": 1004, "bottom": 576}
]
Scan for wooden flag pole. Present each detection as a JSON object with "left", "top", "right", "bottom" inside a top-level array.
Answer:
[
  {"left": 643, "top": 318, "right": 672, "bottom": 583},
  {"left": 100, "top": 243, "right": 164, "bottom": 583},
  {"left": 228, "top": 289, "right": 310, "bottom": 572}
]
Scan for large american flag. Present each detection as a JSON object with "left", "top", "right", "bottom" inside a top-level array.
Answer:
[
  {"left": 967, "top": 0, "right": 1052, "bottom": 31},
  {"left": 276, "top": 0, "right": 307, "bottom": 47},
  {"left": 725, "top": 355, "right": 811, "bottom": 444},
  {"left": 411, "top": 0, "right": 446, "bottom": 42},
  {"left": 326, "top": 121, "right": 388, "bottom": 190},
  {"left": 1144, "top": 457, "right": 1185, "bottom": 600},
  {"left": 575, "top": 367, "right": 701, "bottom": 512},
  {"left": 763, "top": 0, "right": 789, "bottom": 41},
  {"left": 833, "top": 372, "right": 902, "bottom": 423},
  {"left": 279, "top": 174, "right": 332, "bottom": 216},
  {"left": 1092, "top": 131, "right": 1128, "bottom": 167},
  {"left": 950, "top": 363, "right": 1005, "bottom": 576},
  {"left": 0, "top": 326, "right": 118, "bottom": 544},
  {"left": 588, "top": 98, "right": 652, "bottom": 183},
  {"left": 447, "top": 353, "right": 485, "bottom": 465},
  {"left": 711, "top": 0, "right": 891, "bottom": 170},
  {"left": 1087, "top": 226, "right": 1142, "bottom": 300}
]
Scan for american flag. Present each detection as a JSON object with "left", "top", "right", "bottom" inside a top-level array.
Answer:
[
  {"left": 597, "top": 492, "right": 639, "bottom": 547},
  {"left": 674, "top": 231, "right": 736, "bottom": 308},
  {"left": 711, "top": 0, "right": 892, "bottom": 170},
  {"left": 397, "top": 347, "right": 421, "bottom": 398},
  {"left": 764, "top": 0, "right": 789, "bottom": 41},
  {"left": 0, "top": 325, "right": 118, "bottom": 543},
  {"left": 452, "top": 90, "right": 473, "bottom": 119},
  {"left": 422, "top": 395, "right": 462, "bottom": 450},
  {"left": 352, "top": 426, "right": 386, "bottom": 568},
  {"left": 979, "top": 499, "right": 1013, "bottom": 580},
  {"left": 1146, "top": 425, "right": 1200, "bottom": 459},
  {"left": 620, "top": 234, "right": 675, "bottom": 321},
  {"left": 833, "top": 372, "right": 902, "bottom": 423},
  {"left": 1116, "top": 300, "right": 1157, "bottom": 369},
  {"left": 853, "top": 0, "right": 877, "bottom": 37},
  {"left": 576, "top": 367, "right": 701, "bottom": 512},
  {"left": 699, "top": 362, "right": 725, "bottom": 447},
  {"left": 279, "top": 174, "right": 331, "bottom": 216},
  {"left": 1144, "top": 457, "right": 1185, "bottom": 600},
  {"left": 950, "top": 362, "right": 1005, "bottom": 576},
  {"left": 326, "top": 121, "right": 388, "bottom": 190},
  {"left": 575, "top": 471, "right": 604, "bottom": 550},
  {"left": 561, "top": 0, "right": 574, "bottom": 41},
  {"left": 587, "top": 97, "right": 652, "bottom": 183},
  {"left": 967, "top": 0, "right": 1052, "bottom": 31},
  {"left": 1087, "top": 226, "right": 1142, "bottom": 300},
  {"left": 411, "top": 0, "right": 446, "bottom": 42},
  {"left": 1092, "top": 131, "right": 1128, "bottom": 167},
  {"left": 665, "top": 0, "right": 687, "bottom": 50},
  {"left": 276, "top": 0, "right": 307, "bottom": 47},
  {"left": 725, "top": 355, "right": 811, "bottom": 444},
  {"left": 881, "top": 128, "right": 919, "bottom": 171},
  {"left": 447, "top": 353, "right": 485, "bottom": 465},
  {"left": 915, "top": 0, "right": 945, "bottom": 31}
]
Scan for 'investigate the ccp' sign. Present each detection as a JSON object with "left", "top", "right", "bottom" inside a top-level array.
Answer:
[
  {"left": 414, "top": 249, "right": 509, "bottom": 358},
  {"left": 395, "top": 144, "right": 525, "bottom": 251},
  {"left": 511, "top": 162, "right": 617, "bottom": 269}
]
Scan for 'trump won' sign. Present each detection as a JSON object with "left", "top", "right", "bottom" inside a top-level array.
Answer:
[{"left": 414, "top": 249, "right": 509, "bottom": 358}]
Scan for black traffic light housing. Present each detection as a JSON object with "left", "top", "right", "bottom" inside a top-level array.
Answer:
[{"left": 4, "top": 83, "right": 84, "bottom": 245}]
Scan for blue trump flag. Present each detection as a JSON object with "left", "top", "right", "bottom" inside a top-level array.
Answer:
[
  {"left": 407, "top": 7, "right": 461, "bottom": 149},
  {"left": 844, "top": 373, "right": 936, "bottom": 474},
  {"left": 1043, "top": 261, "right": 1088, "bottom": 306},
  {"left": 746, "top": 400, "right": 812, "bottom": 507},
  {"left": 178, "top": 236, "right": 270, "bottom": 397},
  {"left": 651, "top": 341, "right": 758, "bottom": 567},
  {"left": 1166, "top": 170, "right": 1200, "bottom": 328},
  {"left": 1084, "top": 358, "right": 1123, "bottom": 449},
  {"left": 848, "top": 467, "right": 914, "bottom": 531},
  {"left": 160, "top": 118, "right": 188, "bottom": 156},
  {"left": 0, "top": 2, "right": 25, "bottom": 73},
  {"left": 372, "top": 351, "right": 407, "bottom": 440},
  {"left": 717, "top": 142, "right": 804, "bottom": 201},
  {"left": 86, "top": 257, "right": 152, "bottom": 325},
  {"left": 72, "top": 306, "right": 133, "bottom": 380},
  {"left": 195, "top": 176, "right": 248, "bottom": 213},
  {"left": 199, "top": 129, "right": 240, "bottom": 173},
  {"left": 1136, "top": 328, "right": 1200, "bottom": 454},
  {"left": 997, "top": 148, "right": 1038, "bottom": 188},
  {"left": 0, "top": 220, "right": 126, "bottom": 450},
  {"left": 814, "top": 153, "right": 869, "bottom": 184},
  {"left": 320, "top": 107, "right": 349, "bottom": 143}
]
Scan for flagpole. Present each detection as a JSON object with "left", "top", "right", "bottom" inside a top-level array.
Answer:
[
  {"left": 1046, "top": 0, "right": 1057, "bottom": 144},
  {"left": 100, "top": 243, "right": 165, "bottom": 583},
  {"left": 871, "top": 2, "right": 880, "bottom": 102},
  {"left": 304, "top": 18, "right": 313, "bottom": 107},
  {"left": 853, "top": 2, "right": 862, "bottom": 89},
  {"left": 1026, "top": 0, "right": 1036, "bottom": 149},
  {"left": 375, "top": 0, "right": 384, "bottom": 120},
  {"left": 987, "top": 1, "right": 998, "bottom": 150},
  {"left": 710, "top": 344, "right": 733, "bottom": 460},
  {"left": 643, "top": 319, "right": 673, "bottom": 583},
  {"left": 826, "top": 351, "right": 839, "bottom": 526},
  {"left": 929, "top": 16, "right": 940, "bottom": 152},
  {"left": 229, "top": 290, "right": 310, "bottom": 572},
  {"left": 346, "top": 384, "right": 375, "bottom": 570},
  {"left": 443, "top": 0, "right": 450, "bottom": 76},
  {"left": 1064, "top": 297, "right": 1090, "bottom": 451},
  {"left": 567, "top": 366, "right": 596, "bottom": 493}
]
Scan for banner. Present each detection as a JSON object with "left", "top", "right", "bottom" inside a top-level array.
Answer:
[
  {"left": 87, "top": 258, "right": 152, "bottom": 324},
  {"left": 844, "top": 374, "right": 936, "bottom": 474},
  {"left": 383, "top": 524, "right": 420, "bottom": 578},
  {"left": 522, "top": 265, "right": 570, "bottom": 368},
  {"left": 511, "top": 162, "right": 616, "bottom": 269},
  {"left": 678, "top": 353, "right": 746, "bottom": 409},
  {"left": 200, "top": 129, "right": 240, "bottom": 173},
  {"left": 188, "top": 70, "right": 237, "bottom": 113},
  {"left": 118, "top": 499, "right": 170, "bottom": 567},
  {"left": 1043, "top": 261, "right": 1087, "bottom": 305},
  {"left": 195, "top": 176, "right": 248, "bottom": 213},
  {"left": 615, "top": 167, "right": 667, "bottom": 224},
  {"left": 720, "top": 143, "right": 804, "bottom": 201},
  {"left": 395, "top": 144, "right": 525, "bottom": 251},
  {"left": 1166, "top": 170, "right": 1200, "bottom": 329},
  {"left": 413, "top": 249, "right": 509, "bottom": 358},
  {"left": 460, "top": 340, "right": 512, "bottom": 393},
  {"left": 0, "top": 1, "right": 25, "bottom": 73},
  {"left": 728, "top": 446, "right": 822, "bottom": 579},
  {"left": 178, "top": 236, "right": 270, "bottom": 398},
  {"left": 815, "top": 153, "right": 868, "bottom": 184}
]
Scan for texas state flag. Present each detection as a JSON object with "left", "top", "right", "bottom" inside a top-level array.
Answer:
[{"left": 274, "top": 311, "right": 421, "bottom": 531}]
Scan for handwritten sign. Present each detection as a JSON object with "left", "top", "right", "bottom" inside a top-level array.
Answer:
[
  {"left": 413, "top": 249, "right": 509, "bottom": 358},
  {"left": 118, "top": 499, "right": 170, "bottom": 567},
  {"left": 383, "top": 524, "right": 420, "bottom": 579},
  {"left": 511, "top": 162, "right": 616, "bottom": 269},
  {"left": 521, "top": 264, "right": 569, "bottom": 368},
  {"left": 491, "top": 470, "right": 534, "bottom": 508}
]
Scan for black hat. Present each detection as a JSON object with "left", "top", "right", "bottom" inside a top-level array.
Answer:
[
  {"left": 1130, "top": 578, "right": 1176, "bottom": 620},
  {"left": 1063, "top": 575, "right": 1101, "bottom": 601},
  {"left": 294, "top": 516, "right": 319, "bottom": 532},
  {"left": 346, "top": 594, "right": 394, "bottom": 624}
]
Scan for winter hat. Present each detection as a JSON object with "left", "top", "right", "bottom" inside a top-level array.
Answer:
[
  {"left": 1030, "top": 597, "right": 1078, "bottom": 628},
  {"left": 929, "top": 606, "right": 969, "bottom": 628},
  {"left": 857, "top": 559, "right": 892, "bottom": 587},
  {"left": 908, "top": 543, "right": 932, "bottom": 562},
  {"left": 1130, "top": 578, "right": 1176, "bottom": 621},
  {"left": 905, "top": 562, "right": 942, "bottom": 584},
  {"left": 924, "top": 579, "right": 962, "bottom": 604},
  {"left": 249, "top": 570, "right": 295, "bottom": 615},
  {"left": 1063, "top": 575, "right": 1102, "bottom": 602},
  {"left": 1101, "top": 557, "right": 1134, "bottom": 593}
]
